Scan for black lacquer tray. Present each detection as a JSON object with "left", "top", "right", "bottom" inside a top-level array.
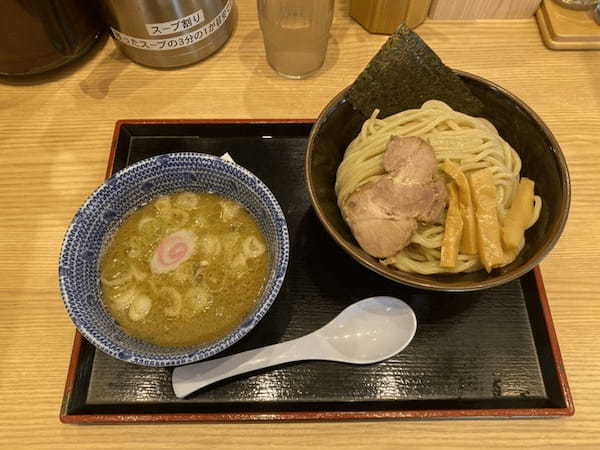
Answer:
[{"left": 61, "top": 120, "right": 573, "bottom": 423}]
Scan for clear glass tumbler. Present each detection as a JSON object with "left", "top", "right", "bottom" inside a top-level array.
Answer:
[{"left": 257, "top": 0, "right": 335, "bottom": 79}]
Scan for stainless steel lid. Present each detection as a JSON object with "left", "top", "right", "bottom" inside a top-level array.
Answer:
[{"left": 552, "top": 0, "right": 598, "bottom": 10}]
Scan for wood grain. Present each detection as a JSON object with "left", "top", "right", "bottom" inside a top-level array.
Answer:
[
  {"left": 429, "top": 0, "right": 542, "bottom": 19},
  {"left": 536, "top": 0, "right": 600, "bottom": 50},
  {"left": 1, "top": 0, "right": 600, "bottom": 448},
  {"left": 349, "top": 0, "right": 431, "bottom": 33}
]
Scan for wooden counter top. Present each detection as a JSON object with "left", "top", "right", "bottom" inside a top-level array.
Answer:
[{"left": 1, "top": 0, "right": 599, "bottom": 448}]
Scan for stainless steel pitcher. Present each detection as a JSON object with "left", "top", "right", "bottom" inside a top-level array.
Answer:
[{"left": 98, "top": 0, "right": 235, "bottom": 68}]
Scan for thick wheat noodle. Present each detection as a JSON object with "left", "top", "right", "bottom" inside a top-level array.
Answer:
[{"left": 335, "top": 100, "right": 542, "bottom": 274}]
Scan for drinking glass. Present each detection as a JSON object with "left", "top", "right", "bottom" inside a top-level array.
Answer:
[{"left": 257, "top": 0, "right": 335, "bottom": 79}]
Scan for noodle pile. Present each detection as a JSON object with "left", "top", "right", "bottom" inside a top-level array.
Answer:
[{"left": 335, "top": 100, "right": 541, "bottom": 274}]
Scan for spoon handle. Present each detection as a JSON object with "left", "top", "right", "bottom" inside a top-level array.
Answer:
[{"left": 172, "top": 335, "right": 318, "bottom": 398}]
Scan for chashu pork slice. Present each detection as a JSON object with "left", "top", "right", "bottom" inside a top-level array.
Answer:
[
  {"left": 344, "top": 136, "right": 448, "bottom": 259},
  {"left": 345, "top": 184, "right": 418, "bottom": 258}
]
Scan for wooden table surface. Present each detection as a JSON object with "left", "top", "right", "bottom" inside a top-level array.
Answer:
[{"left": 1, "top": 0, "right": 599, "bottom": 448}]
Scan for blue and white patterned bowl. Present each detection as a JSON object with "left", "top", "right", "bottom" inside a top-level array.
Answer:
[{"left": 59, "top": 153, "right": 289, "bottom": 367}]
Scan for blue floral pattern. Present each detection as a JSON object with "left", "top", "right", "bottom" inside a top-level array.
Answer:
[{"left": 58, "top": 153, "right": 289, "bottom": 367}]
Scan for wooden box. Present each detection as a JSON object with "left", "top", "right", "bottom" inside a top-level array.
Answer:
[
  {"left": 350, "top": 0, "right": 432, "bottom": 34},
  {"left": 429, "top": 0, "right": 542, "bottom": 19}
]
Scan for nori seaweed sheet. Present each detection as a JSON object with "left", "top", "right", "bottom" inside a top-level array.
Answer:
[{"left": 347, "top": 25, "right": 484, "bottom": 119}]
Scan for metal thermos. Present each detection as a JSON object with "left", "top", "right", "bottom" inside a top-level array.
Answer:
[
  {"left": 0, "top": 0, "right": 103, "bottom": 76},
  {"left": 98, "top": 0, "right": 235, "bottom": 68}
]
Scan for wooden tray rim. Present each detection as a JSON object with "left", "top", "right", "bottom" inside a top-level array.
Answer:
[{"left": 60, "top": 119, "right": 574, "bottom": 424}]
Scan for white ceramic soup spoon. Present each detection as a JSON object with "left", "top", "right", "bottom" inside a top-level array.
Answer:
[{"left": 172, "top": 296, "right": 417, "bottom": 398}]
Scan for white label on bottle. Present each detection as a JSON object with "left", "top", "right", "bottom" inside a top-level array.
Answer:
[
  {"left": 111, "top": 0, "right": 232, "bottom": 52},
  {"left": 145, "top": 8, "right": 205, "bottom": 36}
]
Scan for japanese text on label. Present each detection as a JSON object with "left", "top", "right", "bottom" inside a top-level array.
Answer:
[
  {"left": 145, "top": 7, "right": 205, "bottom": 36},
  {"left": 111, "top": 0, "right": 232, "bottom": 52}
]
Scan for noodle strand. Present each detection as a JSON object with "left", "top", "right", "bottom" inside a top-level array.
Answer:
[{"left": 335, "top": 100, "right": 540, "bottom": 274}]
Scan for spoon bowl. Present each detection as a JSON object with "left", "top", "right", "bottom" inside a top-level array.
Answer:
[
  {"left": 314, "top": 296, "right": 417, "bottom": 364},
  {"left": 172, "top": 296, "right": 417, "bottom": 398}
]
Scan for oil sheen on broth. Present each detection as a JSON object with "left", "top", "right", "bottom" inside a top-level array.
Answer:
[{"left": 100, "top": 192, "right": 268, "bottom": 347}]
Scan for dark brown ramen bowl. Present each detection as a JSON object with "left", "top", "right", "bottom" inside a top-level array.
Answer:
[{"left": 305, "top": 71, "right": 570, "bottom": 291}]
